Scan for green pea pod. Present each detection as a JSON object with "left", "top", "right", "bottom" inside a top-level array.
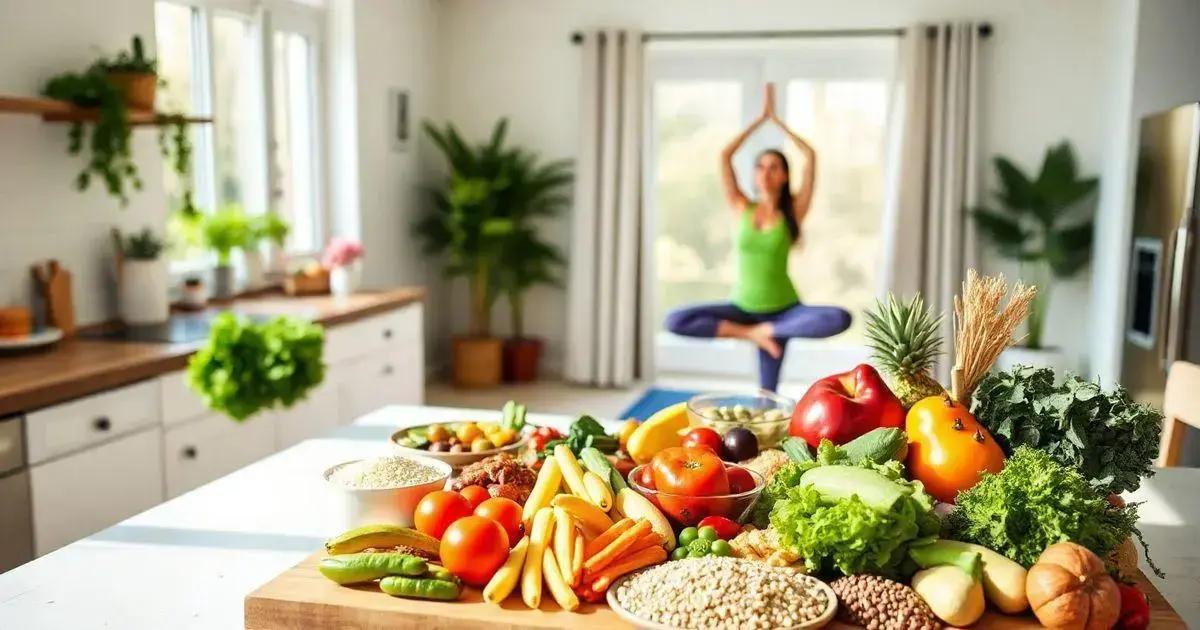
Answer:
[
  {"left": 379, "top": 575, "right": 462, "bottom": 600},
  {"left": 423, "top": 565, "right": 457, "bottom": 582},
  {"left": 318, "top": 552, "right": 428, "bottom": 585}
]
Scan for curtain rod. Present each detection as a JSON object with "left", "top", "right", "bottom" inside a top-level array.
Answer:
[{"left": 569, "top": 24, "right": 992, "bottom": 44}]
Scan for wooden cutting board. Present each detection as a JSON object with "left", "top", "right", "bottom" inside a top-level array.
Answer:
[
  {"left": 30, "top": 260, "right": 75, "bottom": 335},
  {"left": 244, "top": 551, "right": 1187, "bottom": 629}
]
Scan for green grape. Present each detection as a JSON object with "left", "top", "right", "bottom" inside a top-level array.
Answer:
[
  {"left": 710, "top": 540, "right": 733, "bottom": 557},
  {"left": 670, "top": 546, "right": 688, "bottom": 561},
  {"left": 677, "top": 527, "right": 699, "bottom": 546},
  {"left": 697, "top": 526, "right": 719, "bottom": 542}
]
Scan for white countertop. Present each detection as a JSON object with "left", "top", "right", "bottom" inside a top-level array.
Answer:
[{"left": 0, "top": 405, "right": 1196, "bottom": 629}]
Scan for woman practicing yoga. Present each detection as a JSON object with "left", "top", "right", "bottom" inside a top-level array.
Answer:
[{"left": 664, "top": 84, "right": 851, "bottom": 391}]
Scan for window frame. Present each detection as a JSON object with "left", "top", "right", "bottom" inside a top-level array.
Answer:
[{"left": 156, "top": 0, "right": 330, "bottom": 273}]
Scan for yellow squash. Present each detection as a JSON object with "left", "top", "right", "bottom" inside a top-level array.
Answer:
[
  {"left": 905, "top": 395, "right": 1005, "bottom": 503},
  {"left": 626, "top": 402, "right": 693, "bottom": 464}
]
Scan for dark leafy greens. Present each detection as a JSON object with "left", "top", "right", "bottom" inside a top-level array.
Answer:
[
  {"left": 949, "top": 446, "right": 1160, "bottom": 575},
  {"left": 538, "top": 415, "right": 617, "bottom": 457},
  {"left": 971, "top": 366, "right": 1162, "bottom": 495},
  {"left": 188, "top": 313, "right": 325, "bottom": 421}
]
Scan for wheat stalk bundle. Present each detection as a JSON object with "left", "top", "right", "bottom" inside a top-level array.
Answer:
[{"left": 951, "top": 269, "right": 1038, "bottom": 404}]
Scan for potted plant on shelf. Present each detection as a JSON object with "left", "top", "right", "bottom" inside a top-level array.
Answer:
[
  {"left": 322, "top": 237, "right": 364, "bottom": 297},
  {"left": 971, "top": 141, "right": 1097, "bottom": 371},
  {"left": 112, "top": 227, "right": 168, "bottom": 324},
  {"left": 253, "top": 212, "right": 291, "bottom": 275},
  {"left": 100, "top": 35, "right": 157, "bottom": 111},
  {"left": 415, "top": 120, "right": 520, "bottom": 387},
  {"left": 496, "top": 155, "right": 572, "bottom": 382},
  {"left": 201, "top": 205, "right": 251, "bottom": 300}
]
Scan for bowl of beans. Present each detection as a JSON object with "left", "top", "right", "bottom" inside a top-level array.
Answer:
[{"left": 686, "top": 391, "right": 794, "bottom": 449}]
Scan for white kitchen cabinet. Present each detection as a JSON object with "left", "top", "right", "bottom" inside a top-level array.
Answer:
[
  {"left": 272, "top": 382, "right": 339, "bottom": 450},
  {"left": 159, "top": 370, "right": 210, "bottom": 428},
  {"left": 25, "top": 380, "right": 159, "bottom": 464},
  {"left": 163, "top": 413, "right": 276, "bottom": 498},
  {"left": 30, "top": 426, "right": 164, "bottom": 556},
  {"left": 336, "top": 347, "right": 424, "bottom": 424}
]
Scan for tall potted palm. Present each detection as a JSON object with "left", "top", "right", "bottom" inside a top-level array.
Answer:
[
  {"left": 971, "top": 141, "right": 1097, "bottom": 370},
  {"left": 415, "top": 120, "right": 516, "bottom": 387},
  {"left": 496, "top": 151, "right": 572, "bottom": 381}
]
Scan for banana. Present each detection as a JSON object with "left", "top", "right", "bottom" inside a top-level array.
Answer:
[
  {"left": 541, "top": 548, "right": 580, "bottom": 612},
  {"left": 553, "top": 445, "right": 590, "bottom": 500},
  {"left": 324, "top": 524, "right": 440, "bottom": 557},
  {"left": 483, "top": 536, "right": 529, "bottom": 604},
  {"left": 553, "top": 507, "right": 574, "bottom": 585},
  {"left": 523, "top": 457, "right": 563, "bottom": 529},
  {"left": 551, "top": 494, "right": 613, "bottom": 537},
  {"left": 582, "top": 471, "right": 613, "bottom": 511},
  {"left": 522, "top": 507, "right": 555, "bottom": 609},
  {"left": 613, "top": 488, "right": 676, "bottom": 551}
]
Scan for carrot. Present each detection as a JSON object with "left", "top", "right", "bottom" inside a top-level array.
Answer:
[
  {"left": 583, "top": 518, "right": 634, "bottom": 559},
  {"left": 589, "top": 545, "right": 668, "bottom": 592},
  {"left": 621, "top": 530, "right": 663, "bottom": 556},
  {"left": 583, "top": 520, "right": 651, "bottom": 575}
]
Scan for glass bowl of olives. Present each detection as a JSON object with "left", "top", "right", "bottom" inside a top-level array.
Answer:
[
  {"left": 686, "top": 391, "right": 794, "bottom": 449},
  {"left": 390, "top": 421, "right": 530, "bottom": 470}
]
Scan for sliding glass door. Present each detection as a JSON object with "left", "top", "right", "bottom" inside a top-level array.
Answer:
[{"left": 646, "top": 38, "right": 897, "bottom": 381}]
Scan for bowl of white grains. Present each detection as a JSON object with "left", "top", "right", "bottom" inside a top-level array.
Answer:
[
  {"left": 608, "top": 557, "right": 837, "bottom": 630},
  {"left": 323, "top": 454, "right": 451, "bottom": 529}
]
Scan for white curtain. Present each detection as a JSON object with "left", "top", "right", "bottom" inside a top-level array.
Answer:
[
  {"left": 881, "top": 23, "right": 982, "bottom": 378},
  {"left": 564, "top": 29, "right": 647, "bottom": 387}
]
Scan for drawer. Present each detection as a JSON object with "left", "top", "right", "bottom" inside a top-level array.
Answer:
[
  {"left": 159, "top": 370, "right": 211, "bottom": 427},
  {"left": 325, "top": 304, "right": 423, "bottom": 365},
  {"left": 272, "top": 382, "right": 339, "bottom": 450},
  {"left": 336, "top": 347, "right": 424, "bottom": 424},
  {"left": 30, "top": 425, "right": 164, "bottom": 556},
  {"left": 163, "top": 412, "right": 276, "bottom": 498},
  {"left": 25, "top": 380, "right": 160, "bottom": 465}
]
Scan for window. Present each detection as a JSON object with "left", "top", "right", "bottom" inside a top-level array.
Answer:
[
  {"left": 154, "top": 0, "right": 326, "bottom": 261},
  {"left": 648, "top": 39, "right": 896, "bottom": 368}
]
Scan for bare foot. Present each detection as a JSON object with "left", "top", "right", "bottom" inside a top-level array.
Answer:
[{"left": 746, "top": 323, "right": 782, "bottom": 359}]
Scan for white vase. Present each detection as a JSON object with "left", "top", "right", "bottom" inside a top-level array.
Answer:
[
  {"left": 329, "top": 262, "right": 361, "bottom": 297},
  {"left": 119, "top": 259, "right": 169, "bottom": 324},
  {"left": 243, "top": 248, "right": 266, "bottom": 290}
]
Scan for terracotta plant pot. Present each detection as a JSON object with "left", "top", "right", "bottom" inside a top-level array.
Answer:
[
  {"left": 452, "top": 336, "right": 503, "bottom": 388},
  {"left": 106, "top": 72, "right": 157, "bottom": 111},
  {"left": 503, "top": 337, "right": 543, "bottom": 382}
]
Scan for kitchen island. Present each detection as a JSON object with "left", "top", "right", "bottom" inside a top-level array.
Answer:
[{"left": 0, "top": 405, "right": 1196, "bottom": 629}]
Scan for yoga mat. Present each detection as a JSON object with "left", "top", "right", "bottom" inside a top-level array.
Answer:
[{"left": 618, "top": 387, "right": 699, "bottom": 420}]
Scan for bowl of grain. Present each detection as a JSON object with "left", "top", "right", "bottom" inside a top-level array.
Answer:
[{"left": 323, "top": 454, "right": 451, "bottom": 529}]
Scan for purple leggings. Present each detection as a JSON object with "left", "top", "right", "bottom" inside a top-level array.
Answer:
[{"left": 664, "top": 301, "right": 852, "bottom": 391}]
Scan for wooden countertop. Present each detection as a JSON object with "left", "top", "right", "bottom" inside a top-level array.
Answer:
[{"left": 0, "top": 288, "right": 424, "bottom": 417}]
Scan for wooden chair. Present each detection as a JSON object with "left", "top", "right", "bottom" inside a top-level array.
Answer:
[{"left": 1160, "top": 360, "right": 1200, "bottom": 466}]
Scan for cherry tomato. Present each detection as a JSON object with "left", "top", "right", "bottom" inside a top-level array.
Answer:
[
  {"left": 681, "top": 427, "right": 724, "bottom": 455},
  {"left": 439, "top": 516, "right": 509, "bottom": 586},
  {"left": 650, "top": 447, "right": 730, "bottom": 525},
  {"left": 458, "top": 485, "right": 490, "bottom": 510},
  {"left": 474, "top": 497, "right": 525, "bottom": 544},
  {"left": 634, "top": 464, "right": 656, "bottom": 490},
  {"left": 530, "top": 434, "right": 550, "bottom": 453},
  {"left": 413, "top": 490, "right": 473, "bottom": 539},
  {"left": 726, "top": 466, "right": 756, "bottom": 494},
  {"left": 697, "top": 515, "right": 742, "bottom": 540}
]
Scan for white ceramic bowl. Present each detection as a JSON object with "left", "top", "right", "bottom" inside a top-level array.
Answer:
[
  {"left": 323, "top": 454, "right": 452, "bottom": 530},
  {"left": 390, "top": 424, "right": 531, "bottom": 471}
]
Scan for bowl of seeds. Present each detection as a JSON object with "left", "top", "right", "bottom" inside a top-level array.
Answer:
[
  {"left": 687, "top": 391, "right": 793, "bottom": 449},
  {"left": 323, "top": 454, "right": 451, "bottom": 529},
  {"left": 609, "top": 556, "right": 837, "bottom": 629}
]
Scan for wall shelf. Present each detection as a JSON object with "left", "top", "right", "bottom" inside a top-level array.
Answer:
[{"left": 0, "top": 95, "right": 211, "bottom": 126}]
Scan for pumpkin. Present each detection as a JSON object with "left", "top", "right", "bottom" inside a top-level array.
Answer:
[
  {"left": 1027, "top": 542, "right": 1121, "bottom": 630},
  {"left": 905, "top": 395, "right": 1006, "bottom": 503}
]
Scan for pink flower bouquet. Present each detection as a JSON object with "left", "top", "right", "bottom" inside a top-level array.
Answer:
[{"left": 322, "top": 237, "right": 364, "bottom": 269}]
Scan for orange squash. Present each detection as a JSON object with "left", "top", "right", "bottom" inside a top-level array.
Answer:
[{"left": 905, "top": 394, "right": 1005, "bottom": 503}]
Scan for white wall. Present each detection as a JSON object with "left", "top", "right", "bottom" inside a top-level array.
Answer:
[
  {"left": 0, "top": 0, "right": 166, "bottom": 325},
  {"left": 1091, "top": 0, "right": 1200, "bottom": 383},
  {"left": 436, "top": 0, "right": 1132, "bottom": 377}
]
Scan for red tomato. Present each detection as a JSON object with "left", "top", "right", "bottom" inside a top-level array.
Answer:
[
  {"left": 681, "top": 427, "right": 724, "bottom": 454},
  {"left": 439, "top": 516, "right": 509, "bottom": 586},
  {"left": 697, "top": 515, "right": 742, "bottom": 540},
  {"left": 458, "top": 485, "right": 490, "bottom": 510},
  {"left": 413, "top": 490, "right": 473, "bottom": 539},
  {"left": 650, "top": 447, "right": 730, "bottom": 525},
  {"left": 726, "top": 466, "right": 756, "bottom": 494},
  {"left": 474, "top": 497, "right": 524, "bottom": 544},
  {"left": 634, "top": 464, "right": 656, "bottom": 490}
]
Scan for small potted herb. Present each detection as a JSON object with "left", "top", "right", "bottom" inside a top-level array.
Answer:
[
  {"left": 113, "top": 227, "right": 168, "bottom": 324},
  {"left": 253, "top": 212, "right": 291, "bottom": 275},
  {"left": 201, "top": 205, "right": 251, "bottom": 299},
  {"left": 100, "top": 35, "right": 158, "bottom": 111}
]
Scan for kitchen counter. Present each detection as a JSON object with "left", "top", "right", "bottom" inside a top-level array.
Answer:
[
  {"left": 0, "top": 405, "right": 1196, "bottom": 629},
  {"left": 0, "top": 288, "right": 424, "bottom": 417}
]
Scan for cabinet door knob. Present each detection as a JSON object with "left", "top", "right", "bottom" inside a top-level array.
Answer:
[
  {"left": 382, "top": 328, "right": 393, "bottom": 339},
  {"left": 93, "top": 417, "right": 112, "bottom": 431},
  {"left": 182, "top": 446, "right": 198, "bottom": 459}
]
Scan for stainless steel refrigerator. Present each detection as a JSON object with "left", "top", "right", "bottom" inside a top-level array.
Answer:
[{"left": 1121, "top": 103, "right": 1200, "bottom": 465}]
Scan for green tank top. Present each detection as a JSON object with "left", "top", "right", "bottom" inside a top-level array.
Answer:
[{"left": 731, "top": 209, "right": 799, "bottom": 313}]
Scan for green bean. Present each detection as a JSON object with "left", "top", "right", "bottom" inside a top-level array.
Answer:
[
  {"left": 423, "top": 565, "right": 457, "bottom": 582},
  {"left": 318, "top": 552, "right": 428, "bottom": 585},
  {"left": 379, "top": 575, "right": 462, "bottom": 600}
]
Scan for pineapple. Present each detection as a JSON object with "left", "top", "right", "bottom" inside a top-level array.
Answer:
[{"left": 864, "top": 294, "right": 947, "bottom": 408}]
